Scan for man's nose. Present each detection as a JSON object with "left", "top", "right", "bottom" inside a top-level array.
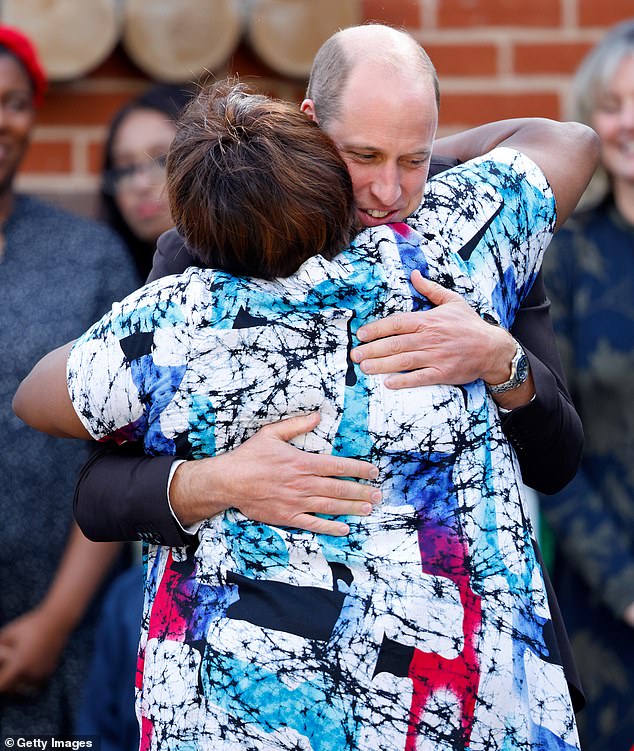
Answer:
[{"left": 369, "top": 163, "right": 402, "bottom": 206}]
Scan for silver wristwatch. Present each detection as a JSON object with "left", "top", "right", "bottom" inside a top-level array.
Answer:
[{"left": 485, "top": 339, "right": 530, "bottom": 394}]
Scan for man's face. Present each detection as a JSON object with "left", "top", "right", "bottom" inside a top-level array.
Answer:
[{"left": 303, "top": 64, "right": 438, "bottom": 228}]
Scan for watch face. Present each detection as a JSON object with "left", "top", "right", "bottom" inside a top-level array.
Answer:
[
  {"left": 516, "top": 352, "right": 530, "bottom": 384},
  {"left": 485, "top": 343, "right": 530, "bottom": 393}
]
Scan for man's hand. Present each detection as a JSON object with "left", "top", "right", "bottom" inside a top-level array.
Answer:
[
  {"left": 170, "top": 412, "right": 381, "bottom": 536},
  {"left": 352, "top": 271, "right": 523, "bottom": 390},
  {"left": 0, "top": 607, "right": 69, "bottom": 695}
]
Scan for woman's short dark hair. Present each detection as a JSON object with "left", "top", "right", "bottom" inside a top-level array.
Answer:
[{"left": 166, "top": 80, "right": 356, "bottom": 279}]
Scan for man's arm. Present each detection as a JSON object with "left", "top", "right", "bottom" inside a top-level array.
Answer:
[
  {"left": 500, "top": 270, "right": 583, "bottom": 492},
  {"left": 73, "top": 427, "right": 383, "bottom": 544},
  {"left": 74, "top": 443, "right": 188, "bottom": 545},
  {"left": 351, "top": 269, "right": 583, "bottom": 493},
  {"left": 351, "top": 119, "right": 598, "bottom": 492},
  {"left": 352, "top": 272, "right": 583, "bottom": 500},
  {"left": 14, "top": 347, "right": 382, "bottom": 540}
]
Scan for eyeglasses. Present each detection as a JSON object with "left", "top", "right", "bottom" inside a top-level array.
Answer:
[{"left": 103, "top": 153, "right": 168, "bottom": 194}]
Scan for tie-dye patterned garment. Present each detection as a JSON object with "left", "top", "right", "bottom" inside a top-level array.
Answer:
[{"left": 67, "top": 148, "right": 580, "bottom": 751}]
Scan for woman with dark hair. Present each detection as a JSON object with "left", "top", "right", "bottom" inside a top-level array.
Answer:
[
  {"left": 100, "top": 83, "right": 194, "bottom": 280},
  {"left": 15, "top": 80, "right": 583, "bottom": 749}
]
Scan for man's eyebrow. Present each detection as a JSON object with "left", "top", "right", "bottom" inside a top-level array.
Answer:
[
  {"left": 338, "top": 143, "right": 377, "bottom": 152},
  {"left": 340, "top": 143, "right": 432, "bottom": 157}
]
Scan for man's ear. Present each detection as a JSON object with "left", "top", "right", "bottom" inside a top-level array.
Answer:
[{"left": 300, "top": 99, "right": 318, "bottom": 123}]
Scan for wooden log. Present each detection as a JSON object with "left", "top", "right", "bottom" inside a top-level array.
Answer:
[
  {"left": 247, "top": 0, "right": 361, "bottom": 78},
  {"left": 122, "top": 0, "right": 244, "bottom": 82},
  {"left": 1, "top": 0, "right": 122, "bottom": 80}
]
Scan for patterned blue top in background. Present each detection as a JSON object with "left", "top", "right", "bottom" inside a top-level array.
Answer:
[
  {"left": 67, "top": 148, "right": 579, "bottom": 751},
  {"left": 541, "top": 198, "right": 634, "bottom": 751}
]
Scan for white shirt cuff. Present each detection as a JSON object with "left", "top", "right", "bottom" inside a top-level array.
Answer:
[
  {"left": 167, "top": 459, "right": 203, "bottom": 536},
  {"left": 497, "top": 393, "right": 536, "bottom": 415}
]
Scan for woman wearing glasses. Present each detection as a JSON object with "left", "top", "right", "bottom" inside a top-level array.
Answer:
[{"left": 101, "top": 84, "right": 193, "bottom": 281}]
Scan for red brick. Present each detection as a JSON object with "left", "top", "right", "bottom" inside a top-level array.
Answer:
[
  {"left": 424, "top": 43, "right": 497, "bottom": 77},
  {"left": 88, "top": 44, "right": 149, "bottom": 81},
  {"left": 88, "top": 140, "right": 106, "bottom": 175},
  {"left": 514, "top": 42, "right": 593, "bottom": 74},
  {"left": 440, "top": 91, "right": 561, "bottom": 126},
  {"left": 21, "top": 141, "right": 72, "bottom": 174},
  {"left": 37, "top": 90, "right": 138, "bottom": 126},
  {"left": 229, "top": 41, "right": 281, "bottom": 79},
  {"left": 578, "top": 1, "right": 633, "bottom": 27},
  {"left": 438, "top": 0, "right": 561, "bottom": 28},
  {"left": 361, "top": 0, "right": 421, "bottom": 27}
]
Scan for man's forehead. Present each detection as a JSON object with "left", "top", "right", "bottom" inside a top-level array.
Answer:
[
  {"left": 329, "top": 97, "right": 437, "bottom": 157},
  {"left": 336, "top": 67, "right": 436, "bottom": 121},
  {"left": 343, "top": 56, "right": 435, "bottom": 99}
]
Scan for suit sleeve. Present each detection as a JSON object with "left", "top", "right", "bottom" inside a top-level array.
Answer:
[
  {"left": 146, "top": 228, "right": 199, "bottom": 282},
  {"left": 503, "top": 270, "right": 584, "bottom": 494},
  {"left": 74, "top": 443, "right": 195, "bottom": 546}
]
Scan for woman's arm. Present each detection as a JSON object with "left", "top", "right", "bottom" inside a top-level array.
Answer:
[
  {"left": 433, "top": 118, "right": 599, "bottom": 230},
  {"left": 12, "top": 342, "right": 91, "bottom": 439}
]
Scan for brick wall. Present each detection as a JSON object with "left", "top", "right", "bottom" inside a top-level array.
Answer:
[{"left": 14, "top": 0, "right": 633, "bottom": 212}]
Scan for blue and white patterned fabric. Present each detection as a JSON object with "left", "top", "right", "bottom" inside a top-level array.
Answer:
[{"left": 67, "top": 148, "right": 579, "bottom": 750}]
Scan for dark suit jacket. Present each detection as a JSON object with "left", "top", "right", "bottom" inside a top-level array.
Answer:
[{"left": 73, "top": 158, "right": 585, "bottom": 708}]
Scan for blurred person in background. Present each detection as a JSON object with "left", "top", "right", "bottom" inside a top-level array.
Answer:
[
  {"left": 540, "top": 19, "right": 634, "bottom": 751},
  {"left": 74, "top": 83, "right": 192, "bottom": 751},
  {"left": 74, "top": 564, "right": 143, "bottom": 750},
  {"left": 100, "top": 83, "right": 194, "bottom": 282},
  {"left": 0, "top": 25, "right": 137, "bottom": 734}
]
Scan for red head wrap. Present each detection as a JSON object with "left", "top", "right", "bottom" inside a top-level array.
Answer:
[{"left": 0, "top": 25, "right": 47, "bottom": 106}]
